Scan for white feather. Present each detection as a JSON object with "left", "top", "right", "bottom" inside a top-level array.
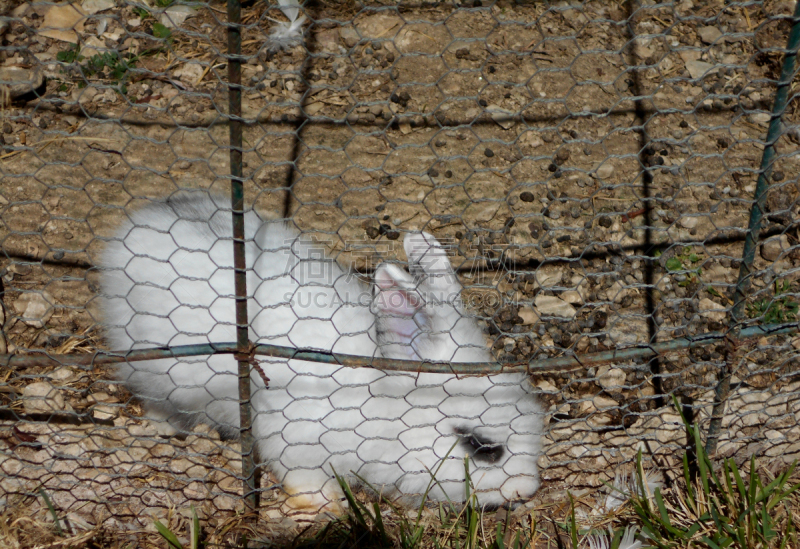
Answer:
[
  {"left": 278, "top": 0, "right": 300, "bottom": 23},
  {"left": 267, "top": 0, "right": 305, "bottom": 51}
]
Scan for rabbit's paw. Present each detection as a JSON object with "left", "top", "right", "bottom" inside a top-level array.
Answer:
[
  {"left": 281, "top": 491, "right": 346, "bottom": 520},
  {"left": 279, "top": 470, "right": 347, "bottom": 518}
]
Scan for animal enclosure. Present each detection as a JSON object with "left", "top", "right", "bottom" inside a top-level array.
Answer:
[{"left": 1, "top": 0, "right": 800, "bottom": 545}]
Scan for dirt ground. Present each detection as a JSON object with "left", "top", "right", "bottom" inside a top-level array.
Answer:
[{"left": 1, "top": 0, "right": 800, "bottom": 545}]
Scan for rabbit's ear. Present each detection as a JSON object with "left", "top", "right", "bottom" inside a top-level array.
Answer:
[
  {"left": 404, "top": 232, "right": 459, "bottom": 292},
  {"left": 373, "top": 264, "right": 425, "bottom": 317}
]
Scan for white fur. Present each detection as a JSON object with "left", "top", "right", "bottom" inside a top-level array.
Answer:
[{"left": 100, "top": 192, "right": 542, "bottom": 510}]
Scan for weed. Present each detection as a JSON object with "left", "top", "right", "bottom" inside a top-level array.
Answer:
[
  {"left": 56, "top": 44, "right": 83, "bottom": 64},
  {"left": 629, "top": 397, "right": 800, "bottom": 548},
  {"left": 152, "top": 21, "right": 173, "bottom": 41},
  {"left": 747, "top": 280, "right": 798, "bottom": 324},
  {"left": 57, "top": 48, "right": 139, "bottom": 95},
  {"left": 154, "top": 505, "right": 202, "bottom": 549},
  {"left": 662, "top": 247, "right": 703, "bottom": 286},
  {"left": 317, "top": 450, "right": 532, "bottom": 549},
  {"left": 37, "top": 487, "right": 63, "bottom": 536}
]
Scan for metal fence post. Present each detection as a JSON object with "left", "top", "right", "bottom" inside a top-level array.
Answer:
[
  {"left": 226, "top": 0, "right": 258, "bottom": 511},
  {"left": 706, "top": 1, "right": 800, "bottom": 456}
]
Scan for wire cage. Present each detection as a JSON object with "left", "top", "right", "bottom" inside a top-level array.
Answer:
[{"left": 0, "top": 0, "right": 799, "bottom": 543}]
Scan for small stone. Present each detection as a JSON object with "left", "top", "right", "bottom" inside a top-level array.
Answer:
[
  {"left": 679, "top": 216, "right": 699, "bottom": 229},
  {"left": 607, "top": 280, "right": 634, "bottom": 304},
  {"left": 14, "top": 291, "right": 56, "bottom": 328},
  {"left": 534, "top": 295, "right": 576, "bottom": 319},
  {"left": 487, "top": 105, "right": 516, "bottom": 129},
  {"left": 761, "top": 234, "right": 790, "bottom": 261},
  {"left": 23, "top": 381, "right": 74, "bottom": 414},
  {"left": 91, "top": 404, "right": 118, "bottom": 421},
  {"left": 699, "top": 298, "right": 727, "bottom": 323},
  {"left": 518, "top": 306, "right": 538, "bottom": 325},
  {"left": 685, "top": 60, "right": 719, "bottom": 80},
  {"left": 748, "top": 113, "right": 770, "bottom": 127},
  {"left": 554, "top": 148, "right": 570, "bottom": 165},
  {"left": 173, "top": 63, "right": 204, "bottom": 84},
  {"left": 698, "top": 26, "right": 723, "bottom": 45},
  {"left": 594, "top": 163, "right": 614, "bottom": 179},
  {"left": 0, "top": 67, "right": 45, "bottom": 100},
  {"left": 40, "top": 3, "right": 86, "bottom": 43},
  {"left": 597, "top": 366, "right": 626, "bottom": 391},
  {"left": 484, "top": 148, "right": 494, "bottom": 158},
  {"left": 176, "top": 160, "right": 191, "bottom": 170},
  {"left": 340, "top": 26, "right": 359, "bottom": 48},
  {"left": 48, "top": 367, "right": 77, "bottom": 382},
  {"left": 561, "top": 290, "right": 583, "bottom": 305},
  {"left": 519, "top": 191, "right": 535, "bottom": 202}
]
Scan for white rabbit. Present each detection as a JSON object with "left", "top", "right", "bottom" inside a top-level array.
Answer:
[{"left": 99, "top": 192, "right": 542, "bottom": 515}]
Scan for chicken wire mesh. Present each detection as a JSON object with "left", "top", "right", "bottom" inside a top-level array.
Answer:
[{"left": 0, "top": 0, "right": 799, "bottom": 538}]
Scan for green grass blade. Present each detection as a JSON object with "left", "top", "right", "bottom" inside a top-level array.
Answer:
[
  {"left": 416, "top": 441, "right": 460, "bottom": 525},
  {"left": 693, "top": 425, "right": 711, "bottom": 496},
  {"left": 730, "top": 458, "right": 747, "bottom": 504},
  {"left": 372, "top": 502, "right": 389, "bottom": 546},
  {"left": 568, "top": 493, "right": 578, "bottom": 549},
  {"left": 654, "top": 488, "right": 671, "bottom": 527},
  {"left": 635, "top": 449, "right": 650, "bottom": 511},
  {"left": 779, "top": 511, "right": 794, "bottom": 549},
  {"left": 38, "top": 487, "right": 64, "bottom": 537},
  {"left": 190, "top": 505, "right": 200, "bottom": 549},
  {"left": 154, "top": 521, "right": 184, "bottom": 549},
  {"left": 332, "top": 467, "right": 369, "bottom": 529},
  {"left": 610, "top": 527, "right": 623, "bottom": 549},
  {"left": 682, "top": 454, "right": 698, "bottom": 513},
  {"left": 494, "top": 522, "right": 505, "bottom": 549}
]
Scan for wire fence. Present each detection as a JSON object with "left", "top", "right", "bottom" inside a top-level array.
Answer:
[{"left": 0, "top": 0, "right": 799, "bottom": 537}]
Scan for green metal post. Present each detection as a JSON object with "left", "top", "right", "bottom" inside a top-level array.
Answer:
[{"left": 706, "top": 2, "right": 800, "bottom": 456}]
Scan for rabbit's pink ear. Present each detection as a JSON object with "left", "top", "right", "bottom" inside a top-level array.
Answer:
[{"left": 373, "top": 264, "right": 424, "bottom": 317}]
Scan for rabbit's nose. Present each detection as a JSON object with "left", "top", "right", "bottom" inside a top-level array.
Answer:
[{"left": 453, "top": 426, "right": 505, "bottom": 464}]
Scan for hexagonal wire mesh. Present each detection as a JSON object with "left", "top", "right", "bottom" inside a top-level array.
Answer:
[{"left": 0, "top": 0, "right": 799, "bottom": 537}]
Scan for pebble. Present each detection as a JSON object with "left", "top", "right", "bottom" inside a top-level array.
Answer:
[
  {"left": 596, "top": 366, "right": 626, "bottom": 391},
  {"left": 698, "top": 298, "right": 727, "bottom": 323},
  {"left": 0, "top": 66, "right": 44, "bottom": 99},
  {"left": 519, "top": 191, "right": 535, "bottom": 202},
  {"left": 23, "top": 381, "right": 74, "bottom": 414},
  {"left": 594, "top": 163, "right": 614, "bottom": 179},
  {"left": 518, "top": 306, "right": 538, "bottom": 325},
  {"left": 761, "top": 234, "right": 790, "bottom": 262},
  {"left": 534, "top": 295, "right": 576, "bottom": 319},
  {"left": 484, "top": 148, "right": 494, "bottom": 157},
  {"left": 698, "top": 26, "right": 723, "bottom": 45},
  {"left": 14, "top": 291, "right": 55, "bottom": 328}
]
